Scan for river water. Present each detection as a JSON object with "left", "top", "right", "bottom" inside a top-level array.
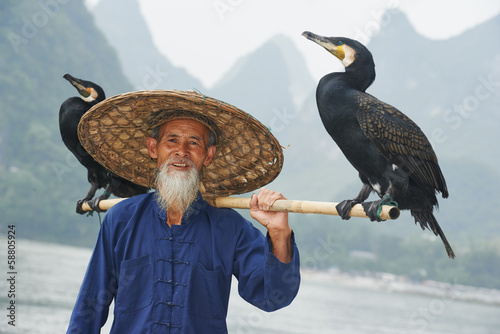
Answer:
[{"left": 0, "top": 239, "right": 498, "bottom": 333}]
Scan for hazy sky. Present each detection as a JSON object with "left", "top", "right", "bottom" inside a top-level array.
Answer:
[{"left": 87, "top": 0, "right": 500, "bottom": 88}]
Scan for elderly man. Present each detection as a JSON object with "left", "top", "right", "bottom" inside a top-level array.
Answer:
[{"left": 67, "top": 90, "right": 300, "bottom": 333}]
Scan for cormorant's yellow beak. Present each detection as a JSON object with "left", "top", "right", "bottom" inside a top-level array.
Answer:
[
  {"left": 75, "top": 83, "right": 91, "bottom": 98},
  {"left": 63, "top": 73, "right": 91, "bottom": 98},
  {"left": 302, "top": 31, "right": 345, "bottom": 62}
]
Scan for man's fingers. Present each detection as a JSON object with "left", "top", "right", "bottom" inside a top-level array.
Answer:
[
  {"left": 249, "top": 193, "right": 259, "bottom": 210},
  {"left": 255, "top": 188, "right": 286, "bottom": 211}
]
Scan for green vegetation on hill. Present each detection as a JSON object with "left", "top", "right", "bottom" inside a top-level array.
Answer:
[
  {"left": 291, "top": 217, "right": 500, "bottom": 289},
  {"left": 0, "top": 0, "right": 133, "bottom": 246}
]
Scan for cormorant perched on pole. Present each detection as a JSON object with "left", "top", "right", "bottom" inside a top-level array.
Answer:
[
  {"left": 302, "top": 32, "right": 455, "bottom": 259},
  {"left": 59, "top": 74, "right": 149, "bottom": 214}
]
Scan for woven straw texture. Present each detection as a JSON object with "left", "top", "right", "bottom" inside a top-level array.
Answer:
[{"left": 78, "top": 90, "right": 284, "bottom": 197}]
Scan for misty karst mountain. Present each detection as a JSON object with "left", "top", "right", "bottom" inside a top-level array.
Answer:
[{"left": 93, "top": 0, "right": 205, "bottom": 91}]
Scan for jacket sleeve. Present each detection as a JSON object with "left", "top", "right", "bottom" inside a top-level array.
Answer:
[
  {"left": 233, "top": 221, "right": 300, "bottom": 312},
  {"left": 67, "top": 215, "right": 117, "bottom": 333}
]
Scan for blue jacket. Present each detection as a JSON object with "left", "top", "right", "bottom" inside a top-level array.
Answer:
[{"left": 67, "top": 192, "right": 300, "bottom": 333}]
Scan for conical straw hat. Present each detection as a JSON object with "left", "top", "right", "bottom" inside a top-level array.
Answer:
[{"left": 78, "top": 90, "right": 284, "bottom": 197}]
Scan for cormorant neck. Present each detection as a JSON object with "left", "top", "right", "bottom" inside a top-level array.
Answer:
[{"left": 344, "top": 63, "right": 376, "bottom": 92}]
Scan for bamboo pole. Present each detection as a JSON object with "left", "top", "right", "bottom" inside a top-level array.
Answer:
[
  {"left": 80, "top": 197, "right": 400, "bottom": 220},
  {"left": 81, "top": 198, "right": 124, "bottom": 212}
]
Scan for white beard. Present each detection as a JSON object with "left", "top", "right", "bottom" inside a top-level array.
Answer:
[{"left": 154, "top": 158, "right": 201, "bottom": 215}]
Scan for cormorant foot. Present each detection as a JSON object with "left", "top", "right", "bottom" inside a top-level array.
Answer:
[
  {"left": 362, "top": 195, "right": 399, "bottom": 222},
  {"left": 336, "top": 199, "right": 361, "bottom": 220},
  {"left": 86, "top": 198, "right": 105, "bottom": 213},
  {"left": 361, "top": 201, "right": 383, "bottom": 222},
  {"left": 76, "top": 199, "right": 87, "bottom": 215}
]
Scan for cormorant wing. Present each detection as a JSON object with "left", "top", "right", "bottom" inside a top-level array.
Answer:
[{"left": 354, "top": 91, "right": 448, "bottom": 198}]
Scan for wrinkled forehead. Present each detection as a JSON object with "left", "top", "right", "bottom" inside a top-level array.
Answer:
[
  {"left": 148, "top": 110, "right": 220, "bottom": 144},
  {"left": 158, "top": 118, "right": 211, "bottom": 140}
]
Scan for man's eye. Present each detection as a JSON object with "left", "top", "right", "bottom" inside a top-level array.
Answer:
[{"left": 165, "top": 138, "right": 178, "bottom": 145}]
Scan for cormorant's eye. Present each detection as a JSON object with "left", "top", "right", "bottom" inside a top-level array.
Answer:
[{"left": 337, "top": 40, "right": 343, "bottom": 46}]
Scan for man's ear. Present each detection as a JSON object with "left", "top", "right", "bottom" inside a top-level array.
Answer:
[
  {"left": 203, "top": 145, "right": 216, "bottom": 166},
  {"left": 146, "top": 137, "right": 158, "bottom": 159}
]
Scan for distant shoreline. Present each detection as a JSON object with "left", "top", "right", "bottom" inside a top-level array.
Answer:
[{"left": 301, "top": 269, "right": 500, "bottom": 306}]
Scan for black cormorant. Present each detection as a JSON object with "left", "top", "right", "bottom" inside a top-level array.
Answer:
[
  {"left": 59, "top": 74, "right": 149, "bottom": 214},
  {"left": 302, "top": 32, "right": 454, "bottom": 259}
]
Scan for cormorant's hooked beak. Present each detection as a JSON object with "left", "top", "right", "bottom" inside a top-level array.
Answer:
[
  {"left": 302, "top": 31, "right": 346, "bottom": 62},
  {"left": 63, "top": 73, "right": 91, "bottom": 98}
]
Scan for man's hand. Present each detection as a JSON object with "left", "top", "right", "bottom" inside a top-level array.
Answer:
[{"left": 250, "top": 188, "right": 293, "bottom": 263}]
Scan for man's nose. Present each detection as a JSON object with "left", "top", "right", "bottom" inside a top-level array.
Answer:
[{"left": 175, "top": 142, "right": 190, "bottom": 157}]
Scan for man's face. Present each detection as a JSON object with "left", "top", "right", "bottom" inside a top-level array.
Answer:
[{"left": 147, "top": 119, "right": 216, "bottom": 173}]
